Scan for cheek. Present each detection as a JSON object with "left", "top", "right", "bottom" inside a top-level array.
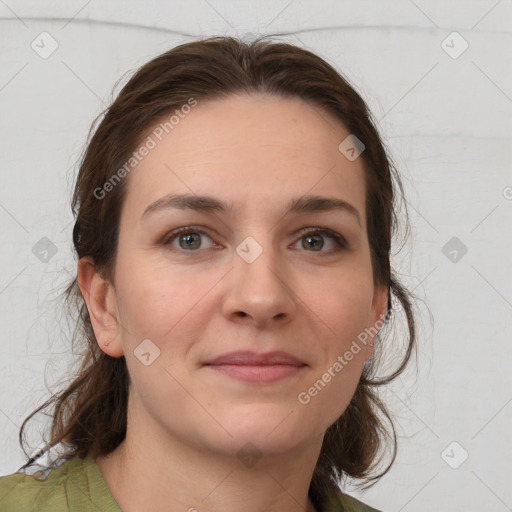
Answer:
[
  {"left": 303, "top": 267, "right": 374, "bottom": 345},
  {"left": 297, "top": 274, "right": 373, "bottom": 409},
  {"left": 116, "top": 266, "right": 209, "bottom": 417},
  {"left": 296, "top": 286, "right": 371, "bottom": 430},
  {"left": 114, "top": 259, "right": 221, "bottom": 384},
  {"left": 115, "top": 257, "right": 203, "bottom": 338}
]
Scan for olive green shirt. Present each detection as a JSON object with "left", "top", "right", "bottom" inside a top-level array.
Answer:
[{"left": 0, "top": 456, "right": 381, "bottom": 511}]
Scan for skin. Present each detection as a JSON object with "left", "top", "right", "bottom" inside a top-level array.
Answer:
[{"left": 78, "top": 93, "right": 388, "bottom": 512}]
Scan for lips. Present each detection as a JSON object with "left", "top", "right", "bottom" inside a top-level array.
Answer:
[
  {"left": 203, "top": 351, "right": 306, "bottom": 383},
  {"left": 204, "top": 350, "right": 305, "bottom": 367}
]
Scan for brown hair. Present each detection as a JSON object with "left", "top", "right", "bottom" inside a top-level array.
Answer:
[{"left": 19, "top": 35, "right": 417, "bottom": 509}]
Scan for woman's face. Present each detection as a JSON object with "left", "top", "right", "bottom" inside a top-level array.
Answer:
[{"left": 93, "top": 93, "right": 387, "bottom": 457}]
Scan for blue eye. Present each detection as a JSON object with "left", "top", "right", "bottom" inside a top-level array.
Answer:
[
  {"left": 163, "top": 227, "right": 216, "bottom": 251},
  {"left": 292, "top": 228, "right": 347, "bottom": 254},
  {"left": 162, "top": 226, "right": 347, "bottom": 255}
]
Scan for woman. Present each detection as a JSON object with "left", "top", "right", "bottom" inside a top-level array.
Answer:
[{"left": 0, "top": 35, "right": 416, "bottom": 512}]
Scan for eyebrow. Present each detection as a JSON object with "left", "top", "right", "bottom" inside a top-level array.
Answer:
[{"left": 141, "top": 193, "right": 362, "bottom": 226}]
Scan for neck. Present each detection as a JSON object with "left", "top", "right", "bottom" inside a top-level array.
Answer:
[{"left": 96, "top": 411, "right": 322, "bottom": 512}]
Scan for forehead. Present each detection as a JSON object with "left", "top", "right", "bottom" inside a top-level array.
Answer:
[{"left": 123, "top": 93, "right": 367, "bottom": 223}]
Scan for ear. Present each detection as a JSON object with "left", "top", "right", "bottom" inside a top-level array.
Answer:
[
  {"left": 77, "top": 257, "right": 124, "bottom": 358},
  {"left": 365, "top": 283, "right": 389, "bottom": 361}
]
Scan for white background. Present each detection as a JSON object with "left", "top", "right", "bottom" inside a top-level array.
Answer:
[{"left": 1, "top": 1, "right": 511, "bottom": 511}]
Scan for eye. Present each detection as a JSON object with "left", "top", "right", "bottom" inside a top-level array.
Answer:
[
  {"left": 291, "top": 228, "right": 347, "bottom": 254},
  {"left": 161, "top": 226, "right": 348, "bottom": 255},
  {"left": 162, "top": 226, "right": 217, "bottom": 251}
]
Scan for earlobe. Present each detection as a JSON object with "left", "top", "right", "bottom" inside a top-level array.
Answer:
[
  {"left": 77, "top": 257, "right": 124, "bottom": 358},
  {"left": 365, "top": 284, "right": 389, "bottom": 361}
]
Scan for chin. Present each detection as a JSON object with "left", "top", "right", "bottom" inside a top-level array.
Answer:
[
  {"left": 208, "top": 431, "right": 309, "bottom": 460},
  {"left": 201, "top": 409, "right": 316, "bottom": 456}
]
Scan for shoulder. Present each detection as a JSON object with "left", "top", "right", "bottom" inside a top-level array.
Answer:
[
  {"left": 324, "top": 492, "right": 383, "bottom": 512},
  {"left": 0, "top": 456, "right": 121, "bottom": 512}
]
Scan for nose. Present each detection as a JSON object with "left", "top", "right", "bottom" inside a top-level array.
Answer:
[{"left": 220, "top": 236, "right": 297, "bottom": 329}]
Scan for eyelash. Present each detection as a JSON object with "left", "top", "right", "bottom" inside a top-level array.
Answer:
[{"left": 161, "top": 225, "right": 348, "bottom": 256}]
